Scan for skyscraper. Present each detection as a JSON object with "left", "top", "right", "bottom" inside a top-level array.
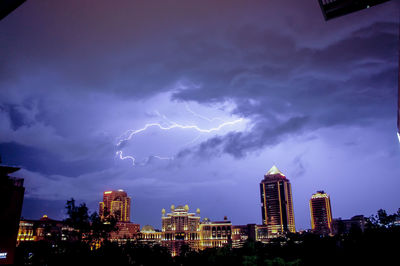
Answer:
[
  {"left": 310, "top": 191, "right": 333, "bottom": 235},
  {"left": 260, "top": 165, "right": 295, "bottom": 237},
  {"left": 99, "top": 190, "right": 131, "bottom": 222}
]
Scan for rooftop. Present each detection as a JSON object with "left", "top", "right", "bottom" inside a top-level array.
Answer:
[{"left": 265, "top": 165, "right": 285, "bottom": 177}]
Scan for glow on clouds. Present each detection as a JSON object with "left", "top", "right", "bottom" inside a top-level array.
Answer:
[{"left": 115, "top": 98, "right": 247, "bottom": 166}]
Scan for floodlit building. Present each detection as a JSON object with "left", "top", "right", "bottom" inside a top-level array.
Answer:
[
  {"left": 99, "top": 190, "right": 131, "bottom": 222},
  {"left": 137, "top": 225, "right": 162, "bottom": 246},
  {"left": 199, "top": 218, "right": 232, "bottom": 249},
  {"left": 161, "top": 205, "right": 201, "bottom": 256},
  {"left": 0, "top": 162, "right": 25, "bottom": 265},
  {"left": 109, "top": 222, "right": 140, "bottom": 244},
  {"left": 310, "top": 191, "right": 333, "bottom": 235},
  {"left": 17, "top": 215, "right": 74, "bottom": 245},
  {"left": 99, "top": 190, "right": 140, "bottom": 243},
  {"left": 260, "top": 165, "right": 296, "bottom": 237},
  {"left": 231, "top": 224, "right": 256, "bottom": 248}
]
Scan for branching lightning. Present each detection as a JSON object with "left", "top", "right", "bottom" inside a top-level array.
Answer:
[
  {"left": 116, "top": 104, "right": 244, "bottom": 166},
  {"left": 184, "top": 103, "right": 226, "bottom": 123}
]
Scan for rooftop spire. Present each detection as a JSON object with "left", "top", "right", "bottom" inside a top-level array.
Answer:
[{"left": 265, "top": 165, "right": 285, "bottom": 176}]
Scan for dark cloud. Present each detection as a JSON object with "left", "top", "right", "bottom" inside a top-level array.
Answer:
[
  {"left": 173, "top": 19, "right": 397, "bottom": 158},
  {"left": 0, "top": 142, "right": 113, "bottom": 176}
]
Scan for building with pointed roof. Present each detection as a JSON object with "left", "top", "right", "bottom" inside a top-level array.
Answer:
[{"left": 260, "top": 165, "right": 295, "bottom": 237}]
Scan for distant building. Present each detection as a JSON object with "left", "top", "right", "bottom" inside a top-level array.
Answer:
[
  {"left": 99, "top": 190, "right": 140, "bottom": 243},
  {"left": 199, "top": 217, "right": 232, "bottom": 249},
  {"left": 137, "top": 225, "right": 162, "bottom": 246},
  {"left": 109, "top": 222, "right": 140, "bottom": 244},
  {"left": 310, "top": 191, "right": 333, "bottom": 235},
  {"left": 260, "top": 165, "right": 296, "bottom": 237},
  {"left": 161, "top": 205, "right": 201, "bottom": 256},
  {"left": 232, "top": 224, "right": 256, "bottom": 248},
  {"left": 99, "top": 190, "right": 131, "bottom": 222},
  {"left": 17, "top": 215, "right": 71, "bottom": 245},
  {"left": 332, "top": 215, "right": 366, "bottom": 234},
  {"left": 0, "top": 162, "right": 25, "bottom": 265}
]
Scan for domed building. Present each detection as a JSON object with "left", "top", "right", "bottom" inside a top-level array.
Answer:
[{"left": 137, "top": 225, "right": 161, "bottom": 246}]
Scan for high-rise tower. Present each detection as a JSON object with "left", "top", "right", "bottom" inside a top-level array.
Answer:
[
  {"left": 99, "top": 190, "right": 131, "bottom": 222},
  {"left": 260, "top": 165, "right": 295, "bottom": 237},
  {"left": 310, "top": 191, "right": 333, "bottom": 235}
]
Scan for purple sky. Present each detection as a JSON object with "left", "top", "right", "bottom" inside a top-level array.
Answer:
[{"left": 1, "top": 0, "right": 399, "bottom": 230}]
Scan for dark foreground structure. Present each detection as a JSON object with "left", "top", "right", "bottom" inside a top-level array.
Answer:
[
  {"left": 318, "top": 0, "right": 391, "bottom": 20},
  {"left": 0, "top": 0, "right": 26, "bottom": 21},
  {"left": 0, "top": 163, "right": 25, "bottom": 264}
]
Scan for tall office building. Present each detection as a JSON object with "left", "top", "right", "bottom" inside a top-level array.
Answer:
[
  {"left": 310, "top": 191, "right": 333, "bottom": 235},
  {"left": 99, "top": 190, "right": 131, "bottom": 222},
  {"left": 0, "top": 162, "right": 25, "bottom": 265},
  {"left": 260, "top": 165, "right": 295, "bottom": 237}
]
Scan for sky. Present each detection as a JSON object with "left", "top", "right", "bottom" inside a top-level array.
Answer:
[{"left": 0, "top": 0, "right": 399, "bottom": 230}]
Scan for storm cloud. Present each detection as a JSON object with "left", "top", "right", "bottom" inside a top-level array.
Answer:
[{"left": 0, "top": 0, "right": 399, "bottom": 229}]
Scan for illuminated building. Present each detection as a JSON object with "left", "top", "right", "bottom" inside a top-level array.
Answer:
[
  {"left": 109, "top": 222, "right": 140, "bottom": 244},
  {"left": 199, "top": 217, "right": 232, "bottom": 249},
  {"left": 161, "top": 205, "right": 201, "bottom": 256},
  {"left": 260, "top": 165, "right": 296, "bottom": 237},
  {"left": 98, "top": 190, "right": 140, "bottom": 243},
  {"left": 16, "top": 221, "right": 34, "bottom": 243},
  {"left": 232, "top": 224, "right": 256, "bottom": 248},
  {"left": 137, "top": 225, "right": 162, "bottom": 246},
  {"left": 310, "top": 191, "right": 333, "bottom": 235},
  {"left": 0, "top": 162, "right": 24, "bottom": 265},
  {"left": 99, "top": 190, "right": 131, "bottom": 222},
  {"left": 17, "top": 215, "right": 72, "bottom": 245}
]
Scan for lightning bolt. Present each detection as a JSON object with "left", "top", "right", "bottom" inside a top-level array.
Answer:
[
  {"left": 117, "top": 119, "right": 243, "bottom": 147},
  {"left": 116, "top": 105, "right": 244, "bottom": 166}
]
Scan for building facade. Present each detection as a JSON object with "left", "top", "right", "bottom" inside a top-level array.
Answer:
[
  {"left": 199, "top": 218, "right": 232, "bottom": 249},
  {"left": 17, "top": 215, "right": 69, "bottom": 245},
  {"left": 160, "top": 205, "right": 234, "bottom": 255},
  {"left": 332, "top": 215, "right": 365, "bottom": 235},
  {"left": 0, "top": 163, "right": 25, "bottom": 265},
  {"left": 310, "top": 191, "right": 333, "bottom": 235},
  {"left": 109, "top": 222, "right": 140, "bottom": 244},
  {"left": 99, "top": 190, "right": 131, "bottom": 222},
  {"left": 161, "top": 205, "right": 201, "bottom": 256},
  {"left": 260, "top": 165, "right": 295, "bottom": 237},
  {"left": 137, "top": 225, "right": 162, "bottom": 246}
]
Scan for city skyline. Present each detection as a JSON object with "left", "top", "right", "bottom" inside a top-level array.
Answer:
[{"left": 0, "top": 0, "right": 399, "bottom": 231}]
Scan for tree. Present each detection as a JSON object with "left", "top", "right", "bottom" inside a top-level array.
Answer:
[
  {"left": 65, "top": 198, "right": 91, "bottom": 242},
  {"left": 64, "top": 198, "right": 118, "bottom": 245}
]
